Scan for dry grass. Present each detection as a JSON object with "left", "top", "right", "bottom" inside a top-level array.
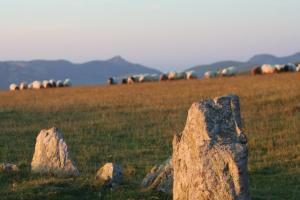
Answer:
[{"left": 0, "top": 73, "right": 299, "bottom": 199}]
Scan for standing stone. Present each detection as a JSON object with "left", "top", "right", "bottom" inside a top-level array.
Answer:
[
  {"left": 31, "top": 127, "right": 79, "bottom": 176},
  {"left": 141, "top": 157, "right": 173, "bottom": 194},
  {"left": 173, "top": 94, "right": 250, "bottom": 200},
  {"left": 96, "top": 163, "right": 122, "bottom": 187}
]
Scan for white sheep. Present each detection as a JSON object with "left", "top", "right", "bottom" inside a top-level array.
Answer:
[
  {"left": 204, "top": 71, "right": 218, "bottom": 78},
  {"left": 63, "top": 79, "right": 72, "bottom": 87},
  {"left": 49, "top": 79, "right": 56, "bottom": 87},
  {"left": 9, "top": 83, "right": 19, "bottom": 91},
  {"left": 221, "top": 66, "right": 238, "bottom": 76},
  {"left": 32, "top": 81, "right": 43, "bottom": 89},
  {"left": 19, "top": 82, "right": 28, "bottom": 90},
  {"left": 261, "top": 64, "right": 277, "bottom": 74},
  {"left": 185, "top": 71, "right": 197, "bottom": 80}
]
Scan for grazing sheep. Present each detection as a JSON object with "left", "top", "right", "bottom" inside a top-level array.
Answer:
[
  {"left": 42, "top": 80, "right": 52, "bottom": 88},
  {"left": 285, "top": 63, "right": 296, "bottom": 72},
  {"left": 9, "top": 83, "right": 19, "bottom": 91},
  {"left": 127, "top": 76, "right": 137, "bottom": 84},
  {"left": 221, "top": 66, "right": 238, "bottom": 76},
  {"left": 107, "top": 77, "right": 116, "bottom": 85},
  {"left": 63, "top": 79, "right": 72, "bottom": 87},
  {"left": 32, "top": 81, "right": 43, "bottom": 89},
  {"left": 121, "top": 78, "right": 127, "bottom": 84},
  {"left": 168, "top": 71, "right": 177, "bottom": 80},
  {"left": 56, "top": 80, "right": 64, "bottom": 87},
  {"left": 49, "top": 79, "right": 56, "bottom": 87},
  {"left": 261, "top": 64, "right": 278, "bottom": 74},
  {"left": 185, "top": 71, "right": 197, "bottom": 80},
  {"left": 204, "top": 71, "right": 218, "bottom": 78},
  {"left": 159, "top": 74, "right": 168, "bottom": 81},
  {"left": 251, "top": 66, "right": 262, "bottom": 75},
  {"left": 168, "top": 71, "right": 186, "bottom": 80},
  {"left": 19, "top": 82, "right": 28, "bottom": 90},
  {"left": 139, "top": 74, "right": 159, "bottom": 83}
]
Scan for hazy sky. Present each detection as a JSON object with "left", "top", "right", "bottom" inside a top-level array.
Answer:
[{"left": 1, "top": 0, "right": 300, "bottom": 71}]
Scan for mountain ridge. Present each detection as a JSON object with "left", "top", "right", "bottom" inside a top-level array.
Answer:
[{"left": 0, "top": 56, "right": 161, "bottom": 89}]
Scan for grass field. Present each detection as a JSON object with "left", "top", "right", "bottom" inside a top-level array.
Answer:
[{"left": 0, "top": 73, "right": 299, "bottom": 200}]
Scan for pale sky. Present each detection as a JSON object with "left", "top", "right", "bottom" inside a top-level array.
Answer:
[{"left": 1, "top": 0, "right": 300, "bottom": 71}]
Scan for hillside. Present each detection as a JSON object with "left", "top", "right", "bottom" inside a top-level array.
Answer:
[
  {"left": 187, "top": 52, "right": 300, "bottom": 76},
  {"left": 0, "top": 73, "right": 299, "bottom": 199},
  {"left": 0, "top": 56, "right": 161, "bottom": 89}
]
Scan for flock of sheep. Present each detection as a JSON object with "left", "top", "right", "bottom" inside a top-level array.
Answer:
[
  {"left": 9, "top": 79, "right": 72, "bottom": 91},
  {"left": 108, "top": 63, "right": 300, "bottom": 85},
  {"left": 251, "top": 63, "right": 300, "bottom": 75},
  {"left": 8, "top": 63, "right": 300, "bottom": 90}
]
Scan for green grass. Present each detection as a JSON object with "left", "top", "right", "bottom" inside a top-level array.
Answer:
[{"left": 0, "top": 73, "right": 299, "bottom": 199}]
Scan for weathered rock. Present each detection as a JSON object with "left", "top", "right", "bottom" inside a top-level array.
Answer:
[
  {"left": 96, "top": 163, "right": 122, "bottom": 187},
  {"left": 31, "top": 127, "right": 79, "bottom": 176},
  {"left": 141, "top": 157, "right": 173, "bottom": 194},
  {"left": 0, "top": 163, "right": 19, "bottom": 172},
  {"left": 173, "top": 94, "right": 250, "bottom": 200}
]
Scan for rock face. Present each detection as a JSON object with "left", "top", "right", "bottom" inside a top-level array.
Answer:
[
  {"left": 141, "top": 157, "right": 173, "bottom": 194},
  {"left": 173, "top": 94, "right": 250, "bottom": 200},
  {"left": 96, "top": 163, "right": 122, "bottom": 187},
  {"left": 31, "top": 127, "right": 79, "bottom": 176},
  {"left": 0, "top": 163, "right": 19, "bottom": 172}
]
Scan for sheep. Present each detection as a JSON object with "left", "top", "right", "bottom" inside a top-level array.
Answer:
[
  {"left": 49, "top": 79, "right": 56, "bottom": 87},
  {"left": 121, "top": 78, "right": 127, "bottom": 84},
  {"left": 274, "top": 64, "right": 286, "bottom": 72},
  {"left": 32, "top": 81, "right": 43, "bottom": 89},
  {"left": 9, "top": 83, "right": 19, "bottom": 91},
  {"left": 19, "top": 82, "right": 28, "bottom": 90},
  {"left": 63, "top": 79, "right": 72, "bottom": 87},
  {"left": 42, "top": 80, "right": 52, "bottom": 88},
  {"left": 221, "top": 66, "right": 238, "bottom": 76},
  {"left": 139, "top": 74, "right": 160, "bottom": 83},
  {"left": 159, "top": 74, "right": 168, "bottom": 81},
  {"left": 56, "top": 80, "right": 64, "bottom": 87},
  {"left": 204, "top": 71, "right": 218, "bottom": 78},
  {"left": 261, "top": 64, "right": 278, "bottom": 74},
  {"left": 107, "top": 77, "right": 116, "bottom": 85},
  {"left": 168, "top": 71, "right": 177, "bottom": 80},
  {"left": 285, "top": 63, "right": 296, "bottom": 72},
  {"left": 168, "top": 71, "right": 186, "bottom": 80},
  {"left": 127, "top": 76, "right": 137, "bottom": 84},
  {"left": 185, "top": 71, "right": 197, "bottom": 80},
  {"left": 251, "top": 66, "right": 262, "bottom": 75}
]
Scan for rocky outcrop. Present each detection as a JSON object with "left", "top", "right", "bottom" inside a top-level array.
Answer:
[
  {"left": 141, "top": 157, "right": 173, "bottom": 194},
  {"left": 173, "top": 94, "right": 250, "bottom": 200},
  {"left": 0, "top": 163, "right": 19, "bottom": 172},
  {"left": 96, "top": 163, "right": 122, "bottom": 187},
  {"left": 31, "top": 127, "right": 79, "bottom": 176}
]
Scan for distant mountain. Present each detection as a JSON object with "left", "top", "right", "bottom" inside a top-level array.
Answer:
[
  {"left": 187, "top": 52, "right": 300, "bottom": 76},
  {"left": 0, "top": 56, "right": 161, "bottom": 89}
]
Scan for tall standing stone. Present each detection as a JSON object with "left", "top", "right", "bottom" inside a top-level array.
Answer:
[
  {"left": 31, "top": 127, "right": 79, "bottom": 176},
  {"left": 173, "top": 94, "right": 250, "bottom": 200}
]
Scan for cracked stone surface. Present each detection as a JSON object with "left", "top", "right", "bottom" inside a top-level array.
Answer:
[
  {"left": 31, "top": 127, "right": 79, "bottom": 176},
  {"left": 173, "top": 94, "right": 250, "bottom": 200}
]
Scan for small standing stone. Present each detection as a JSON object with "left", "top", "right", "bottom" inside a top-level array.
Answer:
[
  {"left": 141, "top": 157, "right": 173, "bottom": 194},
  {"left": 0, "top": 163, "right": 19, "bottom": 172},
  {"left": 96, "top": 163, "right": 122, "bottom": 187},
  {"left": 31, "top": 127, "right": 79, "bottom": 176}
]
